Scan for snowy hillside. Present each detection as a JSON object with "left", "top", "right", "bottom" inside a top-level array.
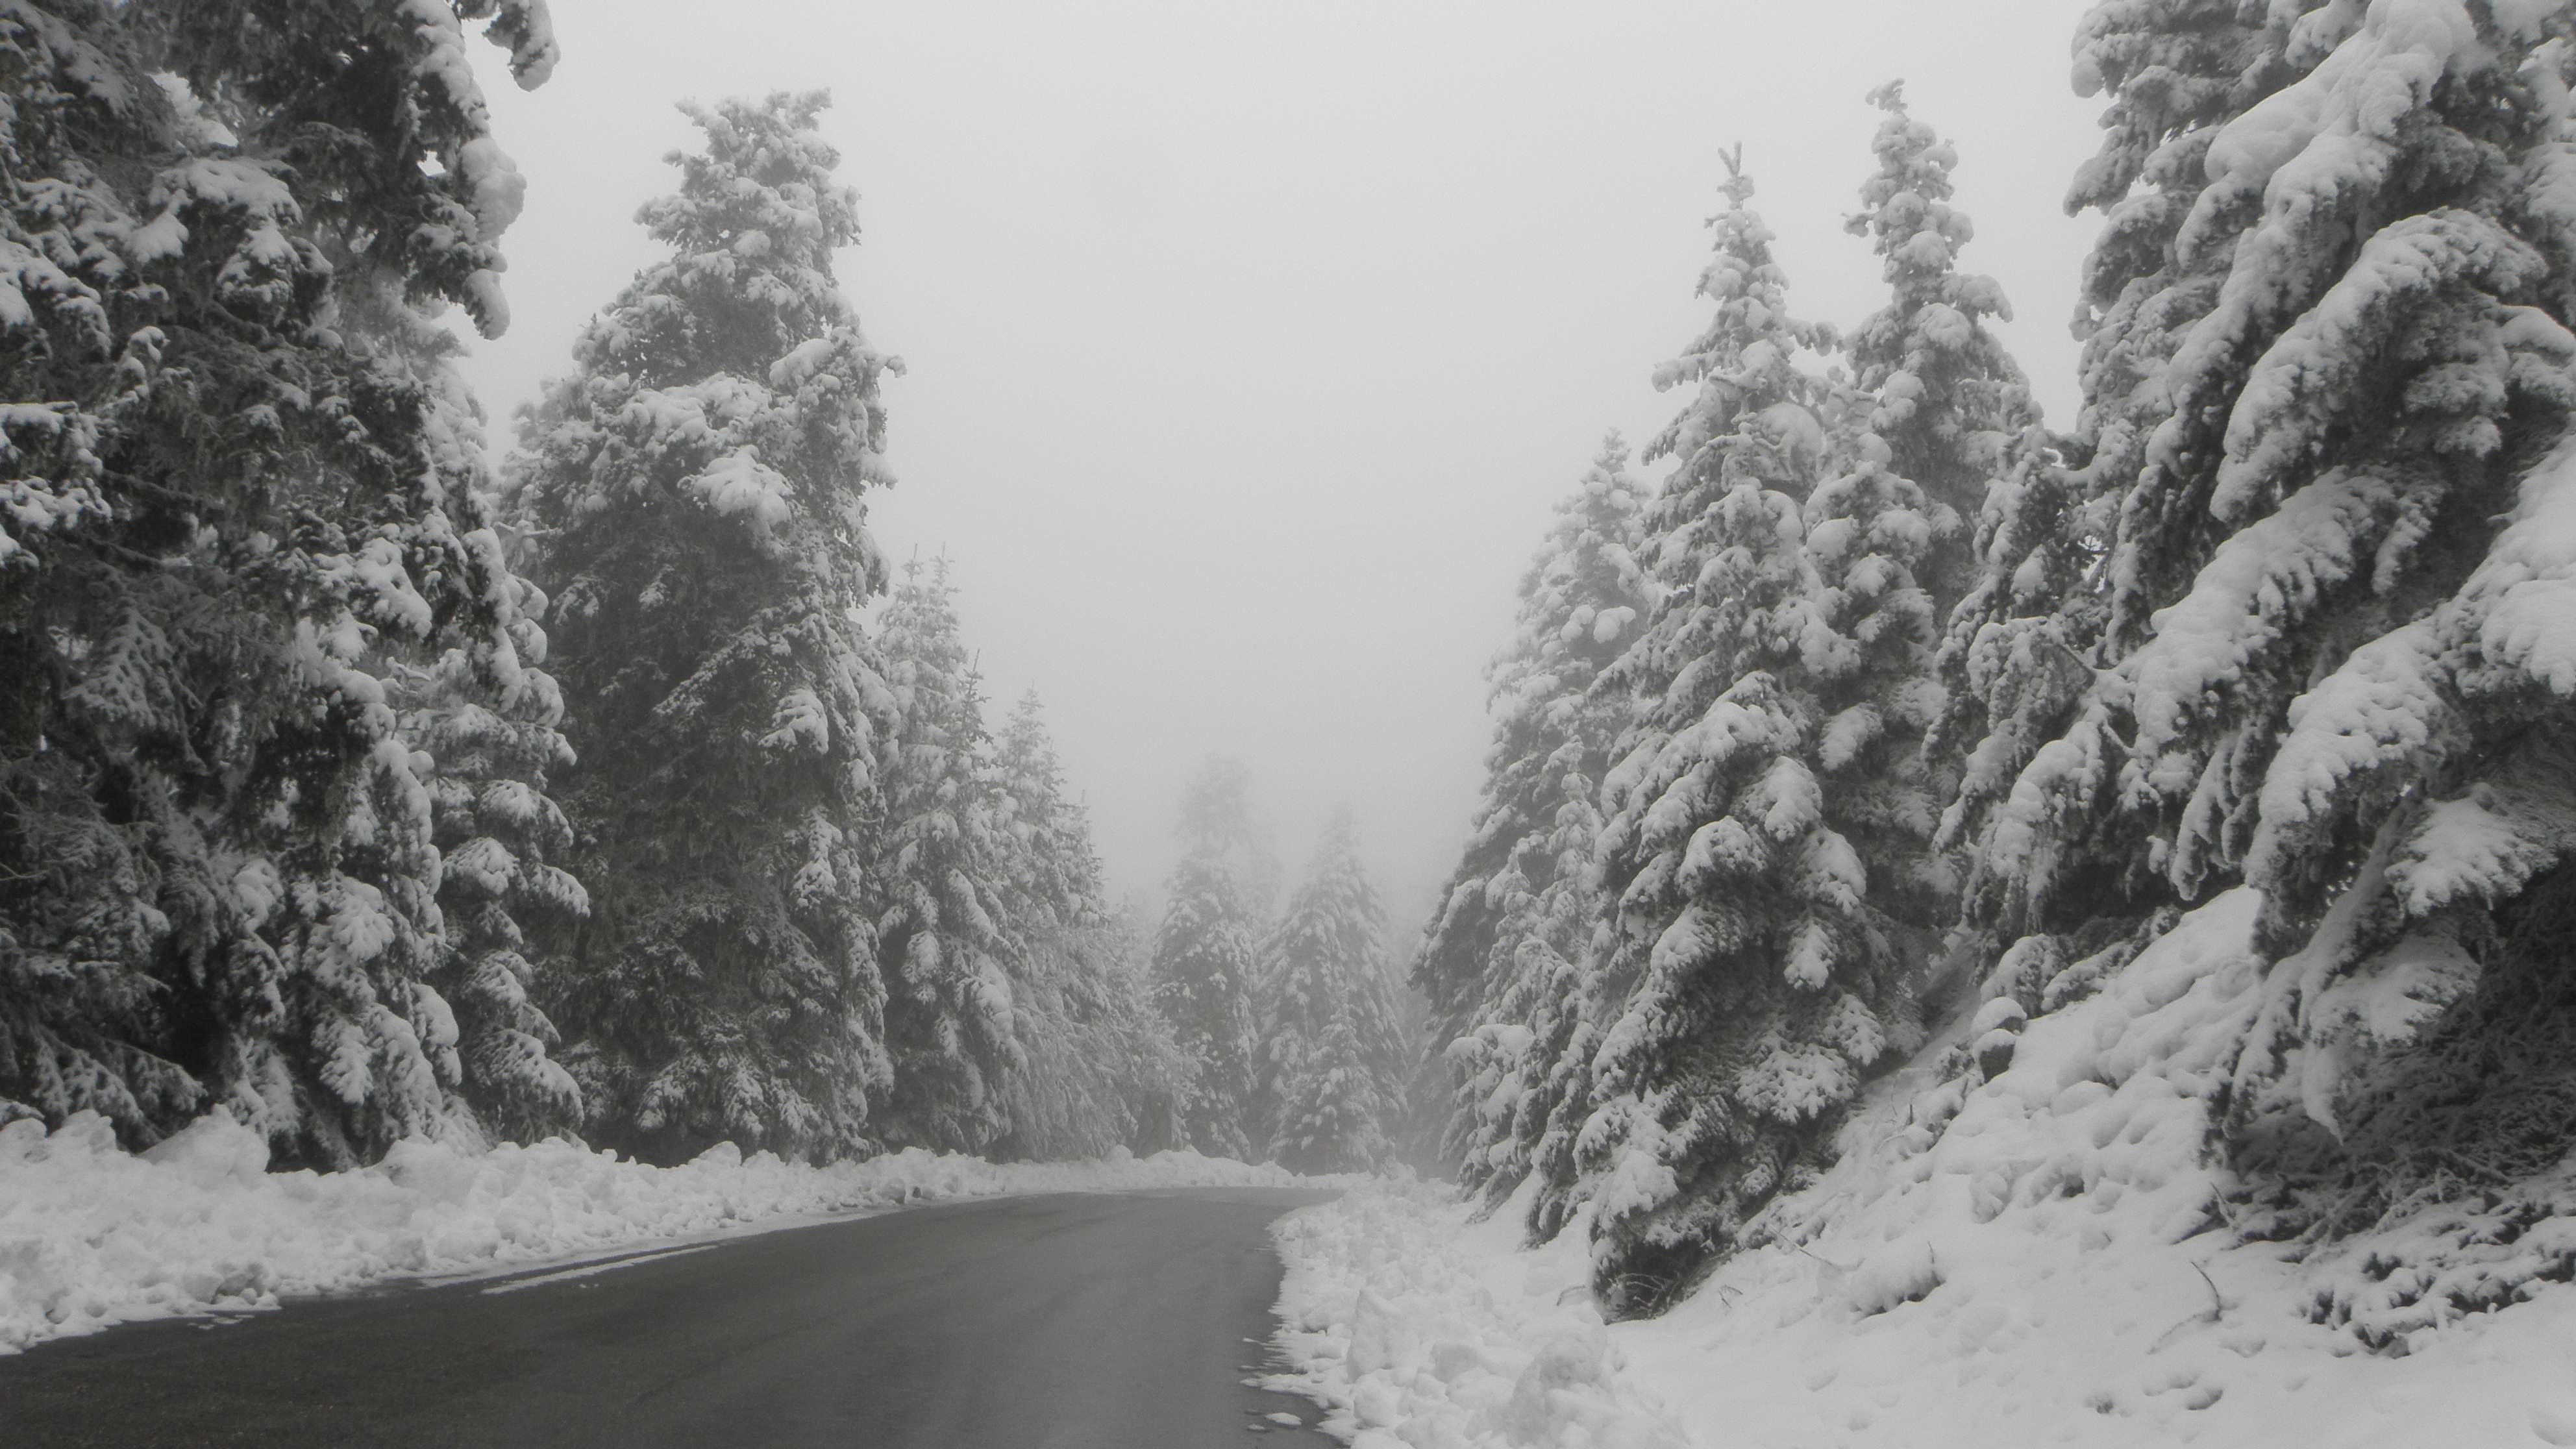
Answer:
[{"left": 1274, "top": 889, "right": 2576, "bottom": 1447}]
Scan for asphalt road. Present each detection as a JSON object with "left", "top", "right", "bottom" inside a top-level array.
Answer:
[{"left": 0, "top": 1187, "right": 1344, "bottom": 1448}]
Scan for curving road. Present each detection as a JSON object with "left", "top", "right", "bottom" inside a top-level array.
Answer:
[{"left": 0, "top": 1187, "right": 1343, "bottom": 1448}]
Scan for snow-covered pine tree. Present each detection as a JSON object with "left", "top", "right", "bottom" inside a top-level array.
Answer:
[
  {"left": 1572, "top": 153, "right": 1959, "bottom": 1309},
  {"left": 1955, "top": 0, "right": 2331, "bottom": 947},
  {"left": 1841, "top": 83, "right": 2037, "bottom": 597},
  {"left": 1808, "top": 86, "right": 2040, "bottom": 992},
  {"left": 393, "top": 609, "right": 588, "bottom": 1144},
  {"left": 0, "top": 0, "right": 558, "bottom": 1162},
  {"left": 320, "top": 152, "right": 589, "bottom": 1148},
  {"left": 1259, "top": 809, "right": 1411, "bottom": 1173},
  {"left": 994, "top": 692, "right": 1098, "bottom": 934},
  {"left": 510, "top": 93, "right": 898, "bottom": 1163},
  {"left": 1927, "top": 438, "right": 2104, "bottom": 881},
  {"left": 989, "top": 691, "right": 1187, "bottom": 1157},
  {"left": 1416, "top": 434, "right": 1650, "bottom": 1206},
  {"left": 1150, "top": 757, "right": 1266, "bottom": 1158},
  {"left": 378, "top": 350, "right": 584, "bottom": 1145},
  {"left": 1924, "top": 3, "right": 2576, "bottom": 1269},
  {"left": 1828, "top": 82, "right": 2089, "bottom": 900},
  {"left": 869, "top": 558, "right": 1021, "bottom": 1153}
]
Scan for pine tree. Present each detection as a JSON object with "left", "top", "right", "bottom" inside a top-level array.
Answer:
[
  {"left": 1573, "top": 154, "right": 1957, "bottom": 1309},
  {"left": 1923, "top": 1, "right": 2330, "bottom": 1026},
  {"left": 0, "top": 0, "right": 560, "bottom": 1163},
  {"left": 341, "top": 167, "right": 588, "bottom": 1149},
  {"left": 1967, "top": 4, "right": 2574, "bottom": 989},
  {"left": 1416, "top": 434, "right": 1650, "bottom": 1207},
  {"left": 993, "top": 692, "right": 1098, "bottom": 934},
  {"left": 1957, "top": 0, "right": 2340, "bottom": 943},
  {"left": 1260, "top": 809, "right": 1409, "bottom": 1173},
  {"left": 1150, "top": 757, "right": 1265, "bottom": 1158},
  {"left": 1825, "top": 82, "right": 2075, "bottom": 891},
  {"left": 1842, "top": 83, "right": 2037, "bottom": 592},
  {"left": 1815, "top": 87, "right": 2038, "bottom": 966},
  {"left": 390, "top": 528, "right": 588, "bottom": 1144},
  {"left": 869, "top": 559, "right": 1021, "bottom": 1152},
  {"left": 510, "top": 93, "right": 897, "bottom": 1163},
  {"left": 989, "top": 692, "right": 1187, "bottom": 1158},
  {"left": 1938, "top": 3, "right": 2576, "bottom": 1254}
]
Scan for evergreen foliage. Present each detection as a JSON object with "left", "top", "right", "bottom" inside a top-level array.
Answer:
[
  {"left": 1417, "top": 435, "right": 1650, "bottom": 1208},
  {"left": 353, "top": 179, "right": 588, "bottom": 1150},
  {"left": 0, "top": 0, "right": 562, "bottom": 1164},
  {"left": 1566, "top": 151, "right": 1983, "bottom": 1306},
  {"left": 1260, "top": 809, "right": 1409, "bottom": 1173},
  {"left": 989, "top": 694, "right": 1186, "bottom": 1158},
  {"left": 869, "top": 559, "right": 1021, "bottom": 1152},
  {"left": 1407, "top": 8, "right": 2576, "bottom": 1327},
  {"left": 1419, "top": 108, "right": 2046, "bottom": 1311},
  {"left": 1150, "top": 758, "right": 1265, "bottom": 1158},
  {"left": 510, "top": 92, "right": 897, "bottom": 1164},
  {"left": 1959, "top": 0, "right": 2576, "bottom": 1233}
]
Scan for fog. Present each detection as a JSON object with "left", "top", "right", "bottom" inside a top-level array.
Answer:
[{"left": 460, "top": 0, "right": 2103, "bottom": 928}]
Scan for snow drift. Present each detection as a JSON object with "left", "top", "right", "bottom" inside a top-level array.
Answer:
[{"left": 0, "top": 1109, "right": 1338, "bottom": 1355}]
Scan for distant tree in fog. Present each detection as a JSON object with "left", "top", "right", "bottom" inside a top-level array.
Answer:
[
  {"left": 989, "top": 693, "right": 1189, "bottom": 1158},
  {"left": 1259, "top": 810, "right": 1411, "bottom": 1173},
  {"left": 1150, "top": 757, "right": 1266, "bottom": 1157}
]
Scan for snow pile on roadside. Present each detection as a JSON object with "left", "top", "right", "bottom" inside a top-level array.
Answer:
[
  {"left": 1266, "top": 1177, "right": 1692, "bottom": 1449},
  {"left": 1275, "top": 890, "right": 2576, "bottom": 1448},
  {"left": 0, "top": 1110, "right": 1339, "bottom": 1354}
]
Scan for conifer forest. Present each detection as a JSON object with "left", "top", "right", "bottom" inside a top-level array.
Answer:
[{"left": 5, "top": 2, "right": 2576, "bottom": 1445}]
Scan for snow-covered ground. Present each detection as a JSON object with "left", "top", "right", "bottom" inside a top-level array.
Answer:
[
  {"left": 0, "top": 1110, "right": 1337, "bottom": 1355},
  {"left": 1269, "top": 891, "right": 2576, "bottom": 1448},
  {"left": 1267, "top": 1177, "right": 1692, "bottom": 1448}
]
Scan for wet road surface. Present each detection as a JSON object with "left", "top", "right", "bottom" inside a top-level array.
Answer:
[{"left": 0, "top": 1187, "right": 1343, "bottom": 1448}]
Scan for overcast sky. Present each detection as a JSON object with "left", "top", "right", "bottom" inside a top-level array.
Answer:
[{"left": 460, "top": 0, "right": 2104, "bottom": 932}]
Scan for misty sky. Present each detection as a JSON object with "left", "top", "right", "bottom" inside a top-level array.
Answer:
[{"left": 460, "top": 0, "right": 2105, "bottom": 932}]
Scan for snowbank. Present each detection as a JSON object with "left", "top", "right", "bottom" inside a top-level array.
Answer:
[
  {"left": 1272, "top": 891, "right": 2576, "bottom": 1448},
  {"left": 0, "top": 1111, "right": 1339, "bottom": 1355},
  {"left": 1267, "top": 1177, "right": 1692, "bottom": 1448}
]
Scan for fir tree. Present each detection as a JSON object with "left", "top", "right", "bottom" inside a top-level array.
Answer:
[
  {"left": 1416, "top": 434, "right": 1650, "bottom": 1208},
  {"left": 1841, "top": 82, "right": 2037, "bottom": 593},
  {"left": 993, "top": 692, "right": 1098, "bottom": 934},
  {"left": 1260, "top": 809, "right": 1410, "bottom": 1173},
  {"left": 1574, "top": 155, "right": 1952, "bottom": 1309},
  {"left": 869, "top": 559, "right": 1021, "bottom": 1152},
  {"left": 0, "top": 0, "right": 560, "bottom": 1163},
  {"left": 1176, "top": 753, "right": 1282, "bottom": 917},
  {"left": 1825, "top": 82, "right": 2081, "bottom": 895},
  {"left": 989, "top": 693, "right": 1187, "bottom": 1157},
  {"left": 1968, "top": 5, "right": 2574, "bottom": 980},
  {"left": 348, "top": 176, "right": 588, "bottom": 1148},
  {"left": 1150, "top": 757, "right": 1265, "bottom": 1157},
  {"left": 1958, "top": 0, "right": 2343, "bottom": 943},
  {"left": 1942, "top": 2, "right": 2576, "bottom": 1256},
  {"left": 510, "top": 93, "right": 897, "bottom": 1163},
  {"left": 390, "top": 528, "right": 588, "bottom": 1144}
]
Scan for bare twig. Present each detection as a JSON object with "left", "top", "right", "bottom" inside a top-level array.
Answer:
[{"left": 2191, "top": 1261, "right": 2223, "bottom": 1321}]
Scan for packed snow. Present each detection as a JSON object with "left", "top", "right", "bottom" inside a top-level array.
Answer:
[
  {"left": 1269, "top": 891, "right": 2576, "bottom": 1448},
  {"left": 1267, "top": 1177, "right": 1692, "bottom": 1449},
  {"left": 0, "top": 1110, "right": 1344, "bottom": 1355}
]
